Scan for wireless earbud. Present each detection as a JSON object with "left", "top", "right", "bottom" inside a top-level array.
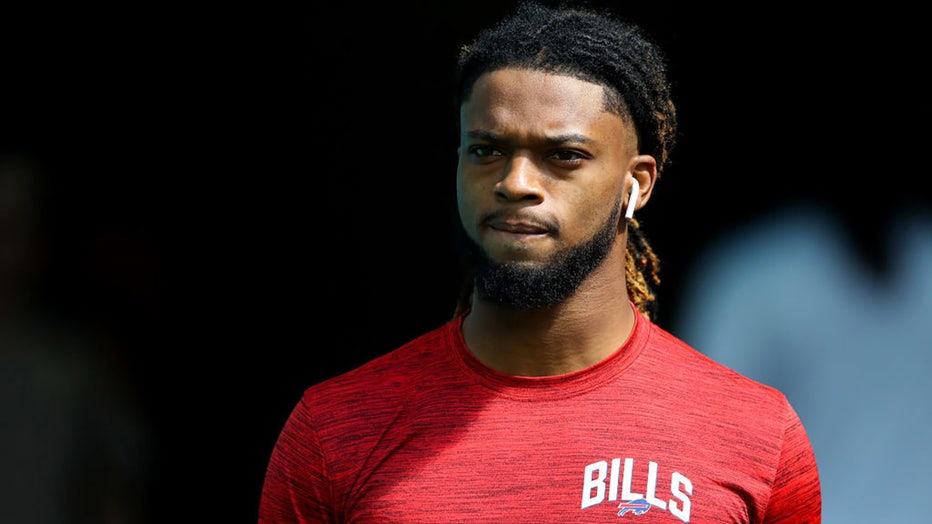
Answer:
[{"left": 624, "top": 177, "right": 639, "bottom": 219}]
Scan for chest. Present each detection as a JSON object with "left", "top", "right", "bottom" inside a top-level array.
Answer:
[{"left": 331, "top": 400, "right": 772, "bottom": 523}]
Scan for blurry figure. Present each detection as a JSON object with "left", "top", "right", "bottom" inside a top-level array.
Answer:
[
  {"left": 0, "top": 154, "right": 151, "bottom": 524},
  {"left": 671, "top": 201, "right": 932, "bottom": 524}
]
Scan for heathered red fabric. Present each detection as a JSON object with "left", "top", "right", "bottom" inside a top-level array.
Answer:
[{"left": 259, "top": 307, "right": 821, "bottom": 523}]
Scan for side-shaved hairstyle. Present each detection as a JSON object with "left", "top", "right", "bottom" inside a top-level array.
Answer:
[{"left": 452, "top": 0, "right": 678, "bottom": 320}]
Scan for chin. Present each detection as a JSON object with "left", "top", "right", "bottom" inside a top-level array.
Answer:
[{"left": 485, "top": 250, "right": 551, "bottom": 269}]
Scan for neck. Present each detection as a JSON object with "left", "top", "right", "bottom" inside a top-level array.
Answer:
[{"left": 461, "top": 250, "right": 635, "bottom": 376}]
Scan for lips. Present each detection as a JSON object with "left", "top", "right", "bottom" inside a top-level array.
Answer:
[
  {"left": 493, "top": 223, "right": 547, "bottom": 235},
  {"left": 484, "top": 215, "right": 554, "bottom": 240}
]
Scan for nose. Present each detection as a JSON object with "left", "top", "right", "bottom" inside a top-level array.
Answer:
[{"left": 493, "top": 155, "right": 544, "bottom": 203}]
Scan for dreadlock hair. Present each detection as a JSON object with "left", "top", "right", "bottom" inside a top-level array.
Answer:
[{"left": 451, "top": 0, "right": 677, "bottom": 321}]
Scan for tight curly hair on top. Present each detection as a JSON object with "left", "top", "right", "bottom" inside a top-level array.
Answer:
[{"left": 451, "top": 1, "right": 677, "bottom": 321}]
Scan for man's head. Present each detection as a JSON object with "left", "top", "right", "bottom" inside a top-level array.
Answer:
[
  {"left": 452, "top": 1, "right": 676, "bottom": 318},
  {"left": 454, "top": 1, "right": 677, "bottom": 176}
]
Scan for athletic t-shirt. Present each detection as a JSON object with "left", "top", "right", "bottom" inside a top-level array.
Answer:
[{"left": 259, "top": 307, "right": 821, "bottom": 523}]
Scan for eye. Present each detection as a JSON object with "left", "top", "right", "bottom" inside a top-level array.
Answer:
[
  {"left": 468, "top": 145, "right": 504, "bottom": 158},
  {"left": 548, "top": 149, "right": 589, "bottom": 165}
]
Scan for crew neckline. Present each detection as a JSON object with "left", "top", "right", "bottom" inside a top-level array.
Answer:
[{"left": 446, "top": 304, "right": 650, "bottom": 400}]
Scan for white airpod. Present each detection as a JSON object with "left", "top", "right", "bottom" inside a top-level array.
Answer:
[{"left": 625, "top": 177, "right": 639, "bottom": 219}]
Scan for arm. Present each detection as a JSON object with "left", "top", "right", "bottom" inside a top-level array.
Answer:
[
  {"left": 763, "top": 403, "right": 822, "bottom": 524},
  {"left": 259, "top": 397, "right": 336, "bottom": 523}
]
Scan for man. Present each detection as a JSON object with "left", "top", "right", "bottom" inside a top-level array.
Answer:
[{"left": 259, "top": 2, "right": 821, "bottom": 522}]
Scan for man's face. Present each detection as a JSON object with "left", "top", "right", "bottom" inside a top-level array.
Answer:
[{"left": 455, "top": 68, "right": 635, "bottom": 308}]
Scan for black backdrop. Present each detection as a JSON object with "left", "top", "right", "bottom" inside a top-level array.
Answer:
[{"left": 2, "top": 1, "right": 928, "bottom": 521}]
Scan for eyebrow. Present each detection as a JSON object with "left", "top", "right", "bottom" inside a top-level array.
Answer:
[{"left": 465, "top": 129, "right": 595, "bottom": 145}]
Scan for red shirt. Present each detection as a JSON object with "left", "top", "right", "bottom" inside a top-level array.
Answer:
[{"left": 260, "top": 308, "right": 821, "bottom": 523}]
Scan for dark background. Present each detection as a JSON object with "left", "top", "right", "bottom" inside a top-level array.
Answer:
[{"left": 1, "top": 1, "right": 928, "bottom": 521}]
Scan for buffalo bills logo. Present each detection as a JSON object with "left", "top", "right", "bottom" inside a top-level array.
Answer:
[{"left": 617, "top": 498, "right": 652, "bottom": 517}]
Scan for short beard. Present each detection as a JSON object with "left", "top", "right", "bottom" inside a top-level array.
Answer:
[{"left": 457, "top": 196, "right": 624, "bottom": 310}]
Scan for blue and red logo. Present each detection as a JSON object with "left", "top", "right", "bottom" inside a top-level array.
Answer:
[{"left": 617, "top": 498, "right": 652, "bottom": 517}]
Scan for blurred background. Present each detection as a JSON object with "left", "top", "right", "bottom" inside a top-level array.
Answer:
[{"left": 1, "top": 1, "right": 929, "bottom": 522}]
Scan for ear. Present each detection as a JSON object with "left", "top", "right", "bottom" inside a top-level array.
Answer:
[{"left": 627, "top": 154, "right": 657, "bottom": 215}]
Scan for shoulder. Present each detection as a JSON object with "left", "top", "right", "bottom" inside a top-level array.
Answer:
[
  {"left": 641, "top": 318, "right": 794, "bottom": 416},
  {"left": 297, "top": 318, "right": 461, "bottom": 411},
  {"left": 640, "top": 319, "right": 815, "bottom": 472},
  {"left": 275, "top": 318, "right": 468, "bottom": 465}
]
